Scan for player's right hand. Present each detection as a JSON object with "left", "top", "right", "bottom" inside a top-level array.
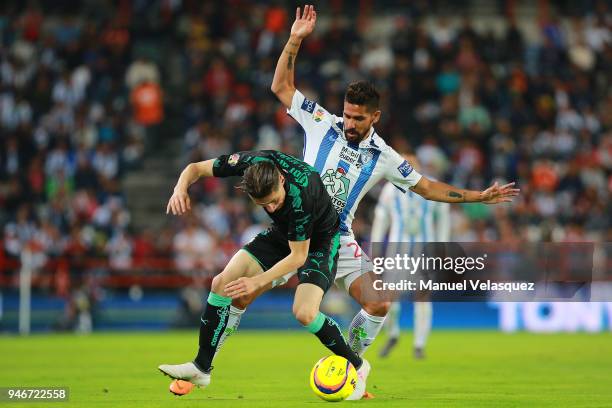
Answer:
[
  {"left": 291, "top": 5, "right": 317, "bottom": 39},
  {"left": 166, "top": 189, "right": 191, "bottom": 215}
]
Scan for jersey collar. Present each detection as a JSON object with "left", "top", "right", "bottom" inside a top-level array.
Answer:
[{"left": 358, "top": 127, "right": 379, "bottom": 149}]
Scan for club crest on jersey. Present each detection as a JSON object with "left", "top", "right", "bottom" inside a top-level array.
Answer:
[
  {"left": 313, "top": 108, "right": 324, "bottom": 122},
  {"left": 321, "top": 169, "right": 351, "bottom": 214},
  {"left": 398, "top": 160, "right": 414, "bottom": 177},
  {"left": 300, "top": 98, "right": 316, "bottom": 113},
  {"left": 228, "top": 153, "right": 240, "bottom": 166},
  {"left": 358, "top": 150, "right": 374, "bottom": 167}
]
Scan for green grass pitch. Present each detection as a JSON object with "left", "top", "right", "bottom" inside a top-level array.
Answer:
[{"left": 1, "top": 330, "right": 610, "bottom": 407}]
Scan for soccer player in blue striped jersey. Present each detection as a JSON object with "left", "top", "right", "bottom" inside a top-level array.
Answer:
[
  {"left": 216, "top": 6, "right": 519, "bottom": 397},
  {"left": 372, "top": 154, "right": 451, "bottom": 359}
]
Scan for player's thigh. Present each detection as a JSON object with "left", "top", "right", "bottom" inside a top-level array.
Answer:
[
  {"left": 212, "top": 249, "right": 264, "bottom": 293},
  {"left": 229, "top": 227, "right": 290, "bottom": 304}
]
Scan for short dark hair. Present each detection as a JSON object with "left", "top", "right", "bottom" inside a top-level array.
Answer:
[
  {"left": 345, "top": 81, "right": 380, "bottom": 112},
  {"left": 239, "top": 161, "right": 280, "bottom": 199}
]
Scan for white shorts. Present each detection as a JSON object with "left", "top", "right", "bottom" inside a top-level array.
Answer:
[{"left": 272, "top": 235, "right": 373, "bottom": 293}]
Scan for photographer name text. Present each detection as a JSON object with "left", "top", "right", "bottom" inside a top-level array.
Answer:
[{"left": 373, "top": 279, "right": 535, "bottom": 292}]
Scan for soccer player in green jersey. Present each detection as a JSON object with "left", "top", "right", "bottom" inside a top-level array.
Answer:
[{"left": 159, "top": 150, "right": 370, "bottom": 399}]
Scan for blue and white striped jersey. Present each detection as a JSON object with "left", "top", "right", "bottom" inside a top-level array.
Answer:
[
  {"left": 372, "top": 181, "right": 451, "bottom": 244},
  {"left": 288, "top": 90, "right": 422, "bottom": 237}
]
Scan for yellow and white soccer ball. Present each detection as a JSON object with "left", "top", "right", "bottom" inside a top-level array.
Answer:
[{"left": 309, "top": 355, "right": 358, "bottom": 402}]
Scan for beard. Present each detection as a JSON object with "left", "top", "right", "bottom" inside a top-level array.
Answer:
[{"left": 344, "top": 128, "right": 368, "bottom": 143}]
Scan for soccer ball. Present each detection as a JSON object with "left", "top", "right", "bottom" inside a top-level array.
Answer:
[
  {"left": 169, "top": 379, "right": 194, "bottom": 396},
  {"left": 309, "top": 356, "right": 357, "bottom": 402}
]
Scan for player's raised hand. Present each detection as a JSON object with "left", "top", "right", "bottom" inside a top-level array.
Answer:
[
  {"left": 480, "top": 181, "right": 520, "bottom": 204},
  {"left": 291, "top": 5, "right": 317, "bottom": 39},
  {"left": 225, "top": 276, "right": 262, "bottom": 299},
  {"left": 166, "top": 189, "right": 191, "bottom": 215}
]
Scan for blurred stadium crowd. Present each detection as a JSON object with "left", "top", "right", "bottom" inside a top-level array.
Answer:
[{"left": 0, "top": 1, "right": 611, "bottom": 287}]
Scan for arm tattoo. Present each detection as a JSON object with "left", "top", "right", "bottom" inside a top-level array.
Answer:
[
  {"left": 288, "top": 41, "right": 300, "bottom": 47},
  {"left": 448, "top": 191, "right": 464, "bottom": 201},
  {"left": 287, "top": 55, "right": 293, "bottom": 70}
]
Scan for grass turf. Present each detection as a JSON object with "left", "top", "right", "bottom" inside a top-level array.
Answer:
[{"left": 0, "top": 330, "right": 610, "bottom": 407}]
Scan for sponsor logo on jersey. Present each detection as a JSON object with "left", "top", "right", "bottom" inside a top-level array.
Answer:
[
  {"left": 397, "top": 160, "right": 414, "bottom": 177},
  {"left": 339, "top": 146, "right": 360, "bottom": 164},
  {"left": 321, "top": 168, "right": 351, "bottom": 214},
  {"left": 300, "top": 98, "right": 316, "bottom": 113},
  {"left": 313, "top": 108, "right": 325, "bottom": 122},
  {"left": 228, "top": 153, "right": 240, "bottom": 166}
]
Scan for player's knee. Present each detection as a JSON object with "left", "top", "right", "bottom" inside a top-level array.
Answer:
[
  {"left": 362, "top": 300, "right": 391, "bottom": 317},
  {"left": 293, "top": 306, "right": 318, "bottom": 326},
  {"left": 211, "top": 274, "right": 227, "bottom": 294},
  {"left": 232, "top": 294, "right": 253, "bottom": 309}
]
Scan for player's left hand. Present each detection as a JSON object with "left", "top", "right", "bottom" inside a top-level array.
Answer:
[
  {"left": 225, "top": 276, "right": 263, "bottom": 299},
  {"left": 479, "top": 181, "right": 520, "bottom": 204},
  {"left": 290, "top": 5, "right": 317, "bottom": 39}
]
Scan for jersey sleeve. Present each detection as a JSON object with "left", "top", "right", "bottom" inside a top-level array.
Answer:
[
  {"left": 286, "top": 182, "right": 314, "bottom": 242},
  {"left": 383, "top": 149, "right": 423, "bottom": 193},
  {"left": 371, "top": 183, "right": 395, "bottom": 243},
  {"left": 286, "top": 89, "right": 337, "bottom": 147},
  {"left": 212, "top": 151, "right": 271, "bottom": 178}
]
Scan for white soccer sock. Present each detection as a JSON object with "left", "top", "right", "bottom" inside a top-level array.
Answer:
[
  {"left": 214, "top": 305, "right": 245, "bottom": 356},
  {"left": 413, "top": 302, "right": 432, "bottom": 349},
  {"left": 348, "top": 309, "right": 386, "bottom": 357},
  {"left": 386, "top": 302, "right": 401, "bottom": 340}
]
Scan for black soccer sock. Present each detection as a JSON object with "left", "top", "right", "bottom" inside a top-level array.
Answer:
[
  {"left": 306, "top": 312, "right": 363, "bottom": 370},
  {"left": 193, "top": 292, "right": 232, "bottom": 372}
]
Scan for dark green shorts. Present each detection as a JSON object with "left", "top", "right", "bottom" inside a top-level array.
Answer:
[{"left": 243, "top": 227, "right": 340, "bottom": 293}]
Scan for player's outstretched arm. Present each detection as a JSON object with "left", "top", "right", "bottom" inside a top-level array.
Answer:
[
  {"left": 411, "top": 177, "right": 520, "bottom": 204},
  {"left": 225, "top": 239, "right": 310, "bottom": 298},
  {"left": 271, "top": 4, "right": 317, "bottom": 108},
  {"left": 166, "top": 160, "right": 215, "bottom": 215}
]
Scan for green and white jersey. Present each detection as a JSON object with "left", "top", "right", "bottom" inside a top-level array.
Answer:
[
  {"left": 288, "top": 90, "right": 423, "bottom": 237},
  {"left": 213, "top": 150, "right": 339, "bottom": 242}
]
